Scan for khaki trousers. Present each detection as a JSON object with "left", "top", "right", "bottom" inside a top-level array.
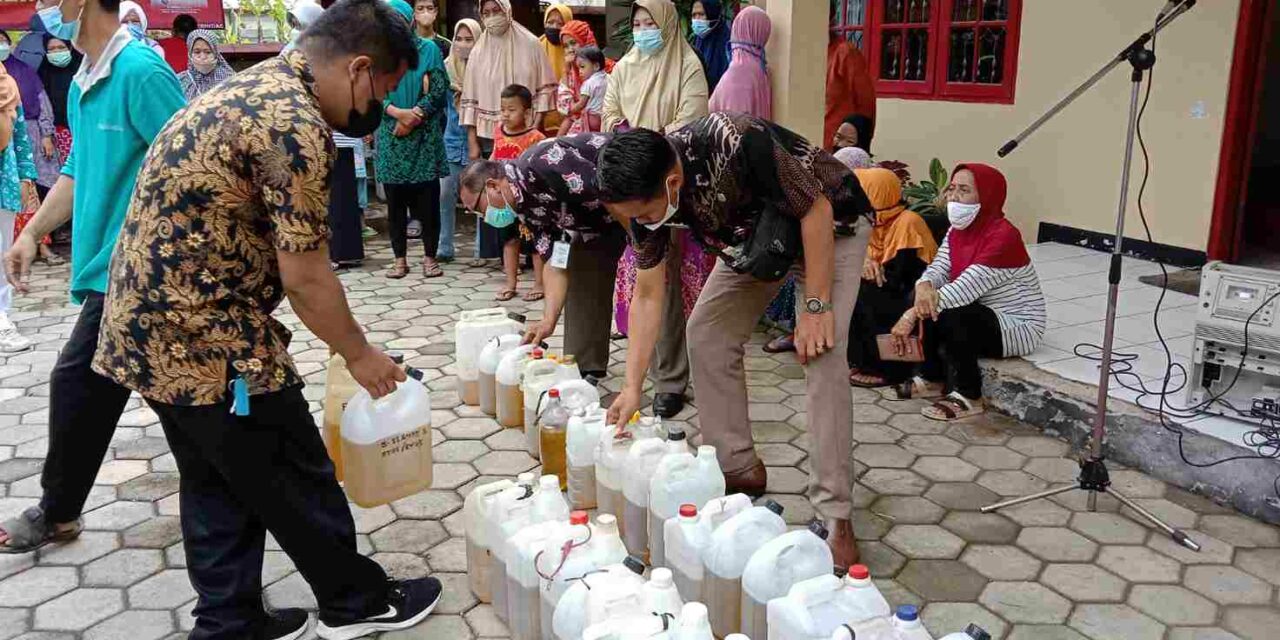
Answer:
[{"left": 688, "top": 228, "right": 869, "bottom": 520}]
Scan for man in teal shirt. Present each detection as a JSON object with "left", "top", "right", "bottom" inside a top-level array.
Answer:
[{"left": 0, "top": 0, "right": 184, "bottom": 558}]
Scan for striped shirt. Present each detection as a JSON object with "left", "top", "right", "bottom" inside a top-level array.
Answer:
[{"left": 919, "top": 236, "right": 1047, "bottom": 357}]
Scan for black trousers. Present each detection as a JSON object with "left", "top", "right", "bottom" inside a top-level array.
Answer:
[
  {"left": 847, "top": 280, "right": 915, "bottom": 384},
  {"left": 148, "top": 386, "right": 388, "bottom": 639},
  {"left": 39, "top": 292, "right": 132, "bottom": 523},
  {"left": 328, "top": 147, "right": 365, "bottom": 264},
  {"left": 386, "top": 181, "right": 441, "bottom": 260},
  {"left": 920, "top": 303, "right": 1004, "bottom": 400}
]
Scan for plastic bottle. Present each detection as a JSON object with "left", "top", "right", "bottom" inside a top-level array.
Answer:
[
  {"left": 339, "top": 368, "right": 432, "bottom": 508},
  {"left": 622, "top": 425, "right": 679, "bottom": 559},
  {"left": 674, "top": 602, "right": 715, "bottom": 640},
  {"left": 508, "top": 519, "right": 562, "bottom": 640},
  {"left": 539, "top": 512, "right": 628, "bottom": 640},
  {"left": 464, "top": 478, "right": 516, "bottom": 602},
  {"left": 740, "top": 521, "right": 834, "bottom": 640},
  {"left": 552, "top": 557, "right": 647, "bottom": 640},
  {"left": 937, "top": 624, "right": 992, "bottom": 640},
  {"left": 596, "top": 416, "right": 661, "bottom": 523},
  {"left": 892, "top": 605, "right": 934, "bottom": 640},
  {"left": 641, "top": 568, "right": 685, "bottom": 618},
  {"left": 648, "top": 443, "right": 724, "bottom": 567},
  {"left": 566, "top": 405, "right": 607, "bottom": 509},
  {"left": 497, "top": 345, "right": 538, "bottom": 428},
  {"left": 321, "top": 352, "right": 358, "bottom": 481},
  {"left": 539, "top": 389, "right": 573, "bottom": 489},
  {"left": 456, "top": 308, "right": 522, "bottom": 405},
  {"left": 554, "top": 379, "right": 601, "bottom": 413},
  {"left": 525, "top": 356, "right": 563, "bottom": 455},
  {"left": 703, "top": 500, "right": 787, "bottom": 638},
  {"left": 491, "top": 478, "right": 539, "bottom": 623},
  {"left": 478, "top": 334, "right": 522, "bottom": 416}
]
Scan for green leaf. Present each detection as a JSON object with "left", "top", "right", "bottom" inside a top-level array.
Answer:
[{"left": 929, "top": 158, "right": 948, "bottom": 192}]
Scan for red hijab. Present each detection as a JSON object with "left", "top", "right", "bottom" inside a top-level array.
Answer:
[{"left": 947, "top": 163, "right": 1031, "bottom": 281}]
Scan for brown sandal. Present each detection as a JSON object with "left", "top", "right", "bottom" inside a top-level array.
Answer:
[
  {"left": 386, "top": 261, "right": 409, "bottom": 279},
  {"left": 882, "top": 376, "right": 946, "bottom": 401},
  {"left": 922, "top": 392, "right": 986, "bottom": 422},
  {"left": 422, "top": 259, "right": 443, "bottom": 278}
]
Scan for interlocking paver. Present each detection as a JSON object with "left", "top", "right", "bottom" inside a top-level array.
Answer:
[
  {"left": 127, "top": 570, "right": 196, "bottom": 610},
  {"left": 0, "top": 567, "right": 77, "bottom": 606},
  {"left": 1017, "top": 527, "right": 1099, "bottom": 562},
  {"left": 35, "top": 531, "right": 118, "bottom": 566},
  {"left": 961, "top": 544, "right": 1042, "bottom": 581},
  {"left": 1199, "top": 515, "right": 1280, "bottom": 548},
  {"left": 1097, "top": 544, "right": 1182, "bottom": 583},
  {"left": 981, "top": 581, "right": 1072, "bottom": 623},
  {"left": 883, "top": 524, "right": 966, "bottom": 559},
  {"left": 32, "top": 588, "right": 122, "bottom": 631},
  {"left": 1070, "top": 511, "right": 1150, "bottom": 545},
  {"left": 896, "top": 560, "right": 989, "bottom": 601},
  {"left": 1185, "top": 565, "right": 1274, "bottom": 605},
  {"left": 961, "top": 445, "right": 1027, "bottom": 471},
  {"left": 1069, "top": 604, "right": 1166, "bottom": 640},
  {"left": 921, "top": 602, "right": 1008, "bottom": 639},
  {"left": 912, "top": 456, "right": 980, "bottom": 482},
  {"left": 1041, "top": 563, "right": 1127, "bottom": 602},
  {"left": 1129, "top": 585, "right": 1219, "bottom": 626},
  {"left": 81, "top": 550, "right": 163, "bottom": 588},
  {"left": 83, "top": 610, "right": 174, "bottom": 640},
  {"left": 869, "top": 496, "right": 946, "bottom": 524},
  {"left": 940, "top": 512, "right": 1020, "bottom": 544},
  {"left": 1166, "top": 629, "right": 1243, "bottom": 640}
]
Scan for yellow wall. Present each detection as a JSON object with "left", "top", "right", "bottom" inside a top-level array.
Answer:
[
  {"left": 765, "top": 0, "right": 827, "bottom": 143},
  {"left": 780, "top": 1, "right": 1241, "bottom": 252}
]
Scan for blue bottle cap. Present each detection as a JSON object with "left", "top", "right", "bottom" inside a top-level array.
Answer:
[{"left": 896, "top": 604, "right": 919, "bottom": 621}]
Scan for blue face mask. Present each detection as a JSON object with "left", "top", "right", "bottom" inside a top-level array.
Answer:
[
  {"left": 691, "top": 19, "right": 712, "bottom": 37},
  {"left": 127, "top": 24, "right": 145, "bottom": 41},
  {"left": 484, "top": 189, "right": 518, "bottom": 229},
  {"left": 39, "top": 6, "right": 81, "bottom": 44},
  {"left": 633, "top": 28, "right": 663, "bottom": 55}
]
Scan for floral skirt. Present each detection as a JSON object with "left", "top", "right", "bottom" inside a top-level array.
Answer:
[{"left": 613, "top": 230, "right": 717, "bottom": 335}]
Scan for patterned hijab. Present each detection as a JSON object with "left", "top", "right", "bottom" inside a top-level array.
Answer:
[{"left": 180, "top": 30, "right": 235, "bottom": 100}]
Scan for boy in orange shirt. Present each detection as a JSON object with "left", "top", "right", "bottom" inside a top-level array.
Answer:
[{"left": 490, "top": 84, "right": 547, "bottom": 301}]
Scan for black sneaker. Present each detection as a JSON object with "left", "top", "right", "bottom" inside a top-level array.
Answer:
[
  {"left": 263, "top": 608, "right": 310, "bottom": 640},
  {"left": 316, "top": 577, "right": 442, "bottom": 640}
]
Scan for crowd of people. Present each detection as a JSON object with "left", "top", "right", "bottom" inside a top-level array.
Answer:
[{"left": 0, "top": 0, "right": 1048, "bottom": 638}]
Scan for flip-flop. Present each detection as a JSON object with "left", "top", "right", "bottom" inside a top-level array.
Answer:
[
  {"left": 495, "top": 289, "right": 518, "bottom": 302},
  {"left": 922, "top": 392, "right": 986, "bottom": 422},
  {"left": 523, "top": 290, "right": 545, "bottom": 302},
  {"left": 0, "top": 507, "right": 83, "bottom": 554},
  {"left": 422, "top": 261, "right": 444, "bottom": 278},
  {"left": 386, "top": 262, "right": 409, "bottom": 279},
  {"left": 849, "top": 371, "right": 890, "bottom": 388}
]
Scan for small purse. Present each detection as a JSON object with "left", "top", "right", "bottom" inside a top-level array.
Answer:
[{"left": 876, "top": 319, "right": 926, "bottom": 363}]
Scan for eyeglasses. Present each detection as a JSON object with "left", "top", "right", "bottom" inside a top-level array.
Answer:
[{"left": 465, "top": 188, "right": 485, "bottom": 215}]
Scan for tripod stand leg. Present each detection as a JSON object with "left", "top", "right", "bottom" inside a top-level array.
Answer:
[
  {"left": 981, "top": 484, "right": 1079, "bottom": 513},
  {"left": 1107, "top": 487, "right": 1201, "bottom": 551}
]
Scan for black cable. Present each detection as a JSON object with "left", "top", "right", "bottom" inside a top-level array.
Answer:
[{"left": 1068, "top": 12, "right": 1280, "bottom": 494}]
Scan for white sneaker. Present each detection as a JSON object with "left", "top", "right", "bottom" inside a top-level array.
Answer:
[{"left": 0, "top": 315, "right": 32, "bottom": 354}]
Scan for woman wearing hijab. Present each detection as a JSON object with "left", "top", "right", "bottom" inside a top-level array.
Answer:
[
  {"left": 539, "top": 3, "right": 572, "bottom": 135},
  {"left": 0, "top": 32, "right": 56, "bottom": 200},
  {"left": 606, "top": 0, "right": 711, "bottom": 417},
  {"left": 176, "top": 30, "right": 235, "bottom": 100},
  {"left": 118, "top": 1, "right": 166, "bottom": 57},
  {"left": 440, "top": 18, "right": 480, "bottom": 264},
  {"left": 847, "top": 168, "right": 937, "bottom": 388},
  {"left": 824, "top": 4, "right": 876, "bottom": 152},
  {"left": 379, "top": 0, "right": 450, "bottom": 279},
  {"left": 556, "top": 19, "right": 612, "bottom": 136},
  {"left": 708, "top": 5, "right": 770, "bottom": 118},
  {"left": 889, "top": 164, "right": 1046, "bottom": 421},
  {"left": 0, "top": 60, "right": 38, "bottom": 352},
  {"left": 692, "top": 0, "right": 733, "bottom": 92},
  {"left": 461, "top": 0, "right": 556, "bottom": 160},
  {"left": 36, "top": 36, "right": 77, "bottom": 172},
  {"left": 833, "top": 113, "right": 875, "bottom": 153}
]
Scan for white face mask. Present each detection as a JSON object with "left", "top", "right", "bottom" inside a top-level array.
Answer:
[
  {"left": 947, "top": 201, "right": 981, "bottom": 230},
  {"left": 642, "top": 178, "right": 680, "bottom": 230}
]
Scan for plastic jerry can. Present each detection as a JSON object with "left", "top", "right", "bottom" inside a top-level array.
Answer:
[
  {"left": 740, "top": 521, "right": 833, "bottom": 639},
  {"left": 491, "top": 482, "right": 538, "bottom": 623},
  {"left": 508, "top": 520, "right": 562, "bottom": 640},
  {"left": 479, "top": 334, "right": 522, "bottom": 416},
  {"left": 553, "top": 378, "right": 601, "bottom": 413},
  {"left": 497, "top": 345, "right": 539, "bottom": 428},
  {"left": 828, "top": 618, "right": 895, "bottom": 640},
  {"left": 621, "top": 426, "right": 680, "bottom": 558},
  {"left": 539, "top": 389, "right": 573, "bottom": 489},
  {"left": 648, "top": 443, "right": 724, "bottom": 567},
  {"left": 339, "top": 368, "right": 433, "bottom": 508},
  {"left": 891, "top": 605, "right": 933, "bottom": 640},
  {"left": 553, "top": 556, "right": 648, "bottom": 640},
  {"left": 663, "top": 504, "right": 710, "bottom": 603},
  {"left": 524, "top": 357, "right": 564, "bottom": 456},
  {"left": 595, "top": 416, "right": 661, "bottom": 523},
  {"left": 464, "top": 478, "right": 516, "bottom": 602},
  {"left": 937, "top": 624, "right": 992, "bottom": 640},
  {"left": 703, "top": 499, "right": 787, "bottom": 638},
  {"left": 766, "top": 566, "right": 891, "bottom": 640},
  {"left": 566, "top": 405, "right": 607, "bottom": 510},
  {"left": 641, "top": 568, "right": 685, "bottom": 619},
  {"left": 539, "top": 512, "right": 627, "bottom": 640},
  {"left": 673, "top": 602, "right": 715, "bottom": 640},
  {"left": 456, "top": 308, "right": 522, "bottom": 405},
  {"left": 321, "top": 353, "right": 359, "bottom": 481}
]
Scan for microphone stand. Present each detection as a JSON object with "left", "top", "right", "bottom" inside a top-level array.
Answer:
[{"left": 980, "top": 0, "right": 1201, "bottom": 552}]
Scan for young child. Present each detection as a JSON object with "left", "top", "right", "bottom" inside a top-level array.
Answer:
[
  {"left": 571, "top": 46, "right": 607, "bottom": 133},
  {"left": 490, "top": 84, "right": 546, "bottom": 302}
]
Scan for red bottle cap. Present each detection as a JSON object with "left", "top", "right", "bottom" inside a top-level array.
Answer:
[
  {"left": 533, "top": 348, "right": 544, "bottom": 358},
  {"left": 679, "top": 504, "right": 697, "bottom": 517},
  {"left": 549, "top": 388, "right": 561, "bottom": 398},
  {"left": 848, "top": 565, "right": 870, "bottom": 580},
  {"left": 570, "top": 511, "right": 589, "bottom": 525}
]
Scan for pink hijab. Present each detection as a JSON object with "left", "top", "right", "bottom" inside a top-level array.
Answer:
[{"left": 708, "top": 6, "right": 772, "bottom": 119}]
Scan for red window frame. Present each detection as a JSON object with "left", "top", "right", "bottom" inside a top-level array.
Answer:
[{"left": 851, "top": 0, "right": 1022, "bottom": 104}]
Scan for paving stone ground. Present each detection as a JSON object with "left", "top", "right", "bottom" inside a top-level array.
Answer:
[{"left": 1, "top": 236, "right": 1279, "bottom": 639}]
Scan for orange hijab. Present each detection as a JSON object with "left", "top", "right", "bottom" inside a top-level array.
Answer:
[
  {"left": 0, "top": 64, "right": 17, "bottom": 151},
  {"left": 855, "top": 168, "right": 937, "bottom": 266}
]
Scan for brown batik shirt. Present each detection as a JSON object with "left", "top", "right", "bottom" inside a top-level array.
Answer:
[{"left": 92, "top": 51, "right": 334, "bottom": 406}]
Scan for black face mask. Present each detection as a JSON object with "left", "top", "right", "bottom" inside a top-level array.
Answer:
[
  {"left": 544, "top": 26, "right": 562, "bottom": 46},
  {"left": 339, "top": 67, "right": 382, "bottom": 138}
]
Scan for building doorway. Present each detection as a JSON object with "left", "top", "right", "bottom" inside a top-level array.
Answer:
[{"left": 1210, "top": 0, "right": 1279, "bottom": 265}]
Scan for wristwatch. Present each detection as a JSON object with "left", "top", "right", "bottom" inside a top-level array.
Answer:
[{"left": 804, "top": 297, "right": 834, "bottom": 314}]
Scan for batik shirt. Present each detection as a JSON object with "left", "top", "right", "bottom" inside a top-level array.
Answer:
[
  {"left": 92, "top": 51, "right": 333, "bottom": 406},
  {"left": 629, "top": 112, "right": 873, "bottom": 270},
  {"left": 505, "top": 132, "right": 618, "bottom": 258}
]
